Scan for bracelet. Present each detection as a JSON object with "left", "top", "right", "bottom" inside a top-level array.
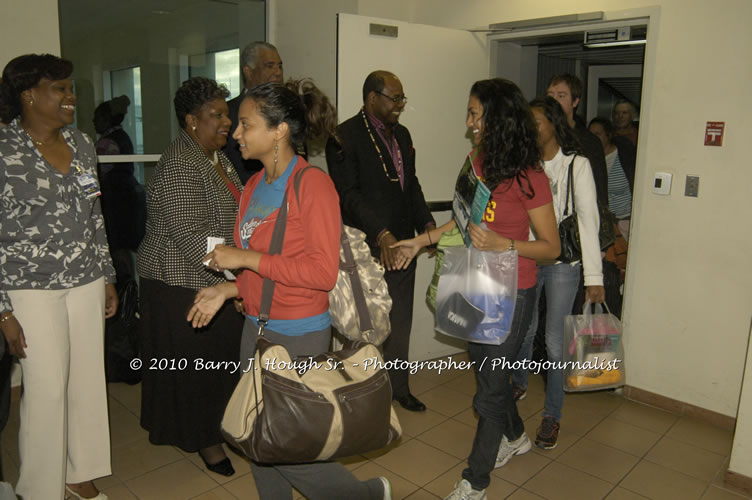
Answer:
[
  {"left": 427, "top": 231, "right": 433, "bottom": 246},
  {"left": 0, "top": 312, "right": 14, "bottom": 323},
  {"left": 376, "top": 230, "right": 392, "bottom": 245},
  {"left": 507, "top": 239, "right": 515, "bottom": 251}
]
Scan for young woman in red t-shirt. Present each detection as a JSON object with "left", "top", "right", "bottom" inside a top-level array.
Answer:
[{"left": 392, "top": 79, "right": 560, "bottom": 500}]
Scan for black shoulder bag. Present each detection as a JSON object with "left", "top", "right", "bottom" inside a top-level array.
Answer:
[{"left": 557, "top": 157, "right": 582, "bottom": 263}]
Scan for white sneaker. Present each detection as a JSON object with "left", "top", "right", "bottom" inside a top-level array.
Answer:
[
  {"left": 495, "top": 432, "right": 531, "bottom": 468},
  {"left": 379, "top": 477, "right": 392, "bottom": 500},
  {"left": 444, "top": 479, "right": 487, "bottom": 500}
]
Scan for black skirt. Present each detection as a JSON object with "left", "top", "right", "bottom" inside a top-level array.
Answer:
[{"left": 139, "top": 277, "right": 243, "bottom": 451}]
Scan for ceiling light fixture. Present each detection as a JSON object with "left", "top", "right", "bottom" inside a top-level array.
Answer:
[{"left": 584, "top": 39, "right": 647, "bottom": 48}]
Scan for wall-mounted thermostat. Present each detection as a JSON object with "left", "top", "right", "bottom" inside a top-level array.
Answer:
[{"left": 653, "top": 172, "right": 672, "bottom": 195}]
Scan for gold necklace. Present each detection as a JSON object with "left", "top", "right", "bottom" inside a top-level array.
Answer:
[
  {"left": 24, "top": 127, "right": 61, "bottom": 147},
  {"left": 361, "top": 110, "right": 401, "bottom": 183}
]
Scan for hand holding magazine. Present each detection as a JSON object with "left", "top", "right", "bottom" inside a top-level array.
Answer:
[{"left": 452, "top": 150, "right": 491, "bottom": 247}]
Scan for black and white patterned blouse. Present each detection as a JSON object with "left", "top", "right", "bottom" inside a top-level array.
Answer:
[
  {"left": 136, "top": 130, "right": 243, "bottom": 290},
  {"left": 0, "top": 119, "right": 116, "bottom": 315}
]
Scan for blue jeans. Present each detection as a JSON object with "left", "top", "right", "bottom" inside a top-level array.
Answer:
[
  {"left": 512, "top": 263, "right": 581, "bottom": 422},
  {"left": 462, "top": 287, "right": 535, "bottom": 491}
]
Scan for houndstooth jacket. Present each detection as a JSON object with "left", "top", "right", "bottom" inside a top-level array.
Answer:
[{"left": 136, "top": 129, "right": 243, "bottom": 290}]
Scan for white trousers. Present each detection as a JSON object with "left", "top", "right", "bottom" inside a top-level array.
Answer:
[{"left": 10, "top": 277, "right": 112, "bottom": 500}]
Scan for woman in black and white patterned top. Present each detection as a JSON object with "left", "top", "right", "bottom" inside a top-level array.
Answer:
[
  {"left": 136, "top": 77, "right": 244, "bottom": 477},
  {"left": 0, "top": 54, "right": 117, "bottom": 500}
]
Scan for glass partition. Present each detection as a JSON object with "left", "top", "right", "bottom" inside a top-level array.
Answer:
[
  {"left": 189, "top": 48, "right": 242, "bottom": 99},
  {"left": 59, "top": 0, "right": 266, "bottom": 162},
  {"left": 107, "top": 67, "right": 144, "bottom": 155}
]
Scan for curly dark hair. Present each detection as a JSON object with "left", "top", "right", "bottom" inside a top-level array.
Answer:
[
  {"left": 530, "top": 96, "right": 583, "bottom": 156},
  {"left": 173, "top": 77, "right": 230, "bottom": 129},
  {"left": 470, "top": 78, "right": 541, "bottom": 197},
  {"left": 588, "top": 116, "right": 615, "bottom": 139},
  {"left": 0, "top": 54, "right": 74, "bottom": 123},
  {"left": 246, "top": 79, "right": 337, "bottom": 148}
]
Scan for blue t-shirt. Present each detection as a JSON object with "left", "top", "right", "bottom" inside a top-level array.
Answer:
[{"left": 238, "top": 156, "right": 330, "bottom": 335}]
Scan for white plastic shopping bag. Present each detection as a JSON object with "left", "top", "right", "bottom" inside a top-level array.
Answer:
[
  {"left": 563, "top": 301, "right": 625, "bottom": 391},
  {"left": 434, "top": 246, "right": 517, "bottom": 345}
]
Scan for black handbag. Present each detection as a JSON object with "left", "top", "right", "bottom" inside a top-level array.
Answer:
[
  {"left": 221, "top": 170, "right": 401, "bottom": 463},
  {"left": 104, "top": 279, "right": 141, "bottom": 384},
  {"left": 557, "top": 156, "right": 616, "bottom": 263},
  {"left": 597, "top": 205, "right": 617, "bottom": 251},
  {"left": 557, "top": 157, "right": 582, "bottom": 263}
]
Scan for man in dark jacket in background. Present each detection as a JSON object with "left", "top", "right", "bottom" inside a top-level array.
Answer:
[
  {"left": 224, "top": 41, "right": 284, "bottom": 183},
  {"left": 326, "top": 70, "right": 436, "bottom": 412},
  {"left": 546, "top": 73, "right": 608, "bottom": 208}
]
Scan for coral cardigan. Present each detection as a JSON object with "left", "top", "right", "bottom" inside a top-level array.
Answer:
[{"left": 234, "top": 157, "right": 341, "bottom": 320}]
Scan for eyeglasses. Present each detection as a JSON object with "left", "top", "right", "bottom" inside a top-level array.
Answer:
[{"left": 376, "top": 91, "right": 407, "bottom": 104}]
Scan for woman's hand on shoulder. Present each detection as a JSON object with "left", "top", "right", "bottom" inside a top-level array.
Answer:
[
  {"left": 0, "top": 315, "right": 27, "bottom": 358},
  {"left": 105, "top": 283, "right": 119, "bottom": 319},
  {"left": 468, "top": 223, "right": 508, "bottom": 252},
  {"left": 187, "top": 283, "right": 239, "bottom": 328}
]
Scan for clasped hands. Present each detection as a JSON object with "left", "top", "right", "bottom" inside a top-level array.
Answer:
[{"left": 387, "top": 223, "right": 508, "bottom": 271}]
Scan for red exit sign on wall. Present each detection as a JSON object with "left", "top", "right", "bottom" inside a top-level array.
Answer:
[{"left": 704, "top": 122, "right": 725, "bottom": 146}]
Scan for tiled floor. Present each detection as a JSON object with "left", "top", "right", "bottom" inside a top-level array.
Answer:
[{"left": 2, "top": 352, "right": 750, "bottom": 500}]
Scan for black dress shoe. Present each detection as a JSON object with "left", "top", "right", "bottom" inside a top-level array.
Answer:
[
  {"left": 199, "top": 453, "right": 235, "bottom": 477},
  {"left": 394, "top": 393, "right": 426, "bottom": 412}
]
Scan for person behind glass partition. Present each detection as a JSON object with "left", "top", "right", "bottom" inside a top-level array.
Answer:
[{"left": 94, "top": 95, "right": 146, "bottom": 284}]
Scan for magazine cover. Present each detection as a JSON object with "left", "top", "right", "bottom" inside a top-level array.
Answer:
[{"left": 452, "top": 152, "right": 490, "bottom": 246}]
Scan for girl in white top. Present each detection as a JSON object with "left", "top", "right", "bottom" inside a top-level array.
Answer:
[{"left": 512, "top": 96, "right": 604, "bottom": 451}]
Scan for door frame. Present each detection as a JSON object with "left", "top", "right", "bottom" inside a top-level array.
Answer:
[{"left": 485, "top": 6, "right": 661, "bottom": 346}]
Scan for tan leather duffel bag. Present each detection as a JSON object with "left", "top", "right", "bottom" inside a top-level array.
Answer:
[{"left": 221, "top": 336, "right": 401, "bottom": 463}]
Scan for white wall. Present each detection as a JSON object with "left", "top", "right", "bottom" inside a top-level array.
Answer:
[
  {"left": 0, "top": 0, "right": 61, "bottom": 69},
  {"left": 493, "top": 43, "right": 538, "bottom": 100},
  {"left": 272, "top": 0, "right": 752, "bottom": 478}
]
